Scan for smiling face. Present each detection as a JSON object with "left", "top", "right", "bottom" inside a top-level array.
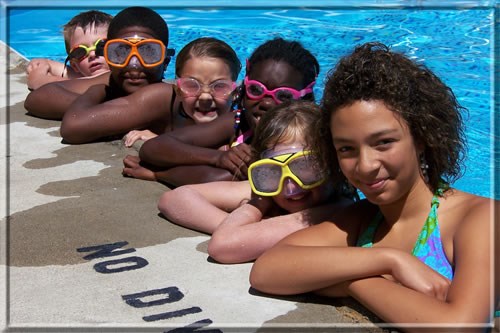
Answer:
[
  {"left": 243, "top": 59, "right": 305, "bottom": 130},
  {"left": 69, "top": 24, "right": 109, "bottom": 77},
  {"left": 331, "top": 99, "right": 423, "bottom": 205},
  {"left": 107, "top": 26, "right": 168, "bottom": 95},
  {"left": 265, "top": 138, "right": 330, "bottom": 214},
  {"left": 176, "top": 56, "right": 234, "bottom": 124}
]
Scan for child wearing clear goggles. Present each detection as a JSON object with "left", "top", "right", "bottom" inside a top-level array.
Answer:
[
  {"left": 122, "top": 37, "right": 240, "bottom": 148},
  {"left": 132, "top": 37, "right": 320, "bottom": 187},
  {"left": 25, "top": 10, "right": 112, "bottom": 92},
  {"left": 158, "top": 101, "right": 354, "bottom": 264},
  {"left": 55, "top": 8, "right": 241, "bottom": 146}
]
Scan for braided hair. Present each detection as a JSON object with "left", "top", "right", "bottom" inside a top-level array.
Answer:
[{"left": 232, "top": 37, "right": 320, "bottom": 140}]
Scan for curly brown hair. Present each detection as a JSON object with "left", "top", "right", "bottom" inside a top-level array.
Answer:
[{"left": 315, "top": 42, "right": 467, "bottom": 194}]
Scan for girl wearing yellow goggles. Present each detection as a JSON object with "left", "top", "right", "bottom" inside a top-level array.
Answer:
[
  {"left": 248, "top": 148, "right": 325, "bottom": 197},
  {"left": 158, "top": 101, "right": 354, "bottom": 264}
]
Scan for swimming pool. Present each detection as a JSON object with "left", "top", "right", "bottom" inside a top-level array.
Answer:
[{"left": 3, "top": 2, "right": 499, "bottom": 199}]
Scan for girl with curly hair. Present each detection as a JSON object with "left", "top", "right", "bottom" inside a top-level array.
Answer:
[{"left": 250, "top": 42, "right": 498, "bottom": 331}]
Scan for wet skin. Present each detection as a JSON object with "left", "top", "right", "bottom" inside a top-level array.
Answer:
[
  {"left": 108, "top": 25, "right": 169, "bottom": 95},
  {"left": 69, "top": 24, "right": 109, "bottom": 77},
  {"left": 176, "top": 56, "right": 234, "bottom": 124}
]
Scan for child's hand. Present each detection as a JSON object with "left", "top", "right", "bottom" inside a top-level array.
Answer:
[
  {"left": 26, "top": 61, "right": 52, "bottom": 90},
  {"left": 390, "top": 250, "right": 451, "bottom": 301},
  {"left": 215, "top": 143, "right": 252, "bottom": 180},
  {"left": 123, "top": 130, "right": 158, "bottom": 148},
  {"left": 26, "top": 58, "right": 49, "bottom": 74},
  {"left": 122, "top": 155, "right": 156, "bottom": 181}
]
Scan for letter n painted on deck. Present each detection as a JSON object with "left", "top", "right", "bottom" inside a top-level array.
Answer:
[{"left": 77, "top": 241, "right": 135, "bottom": 260}]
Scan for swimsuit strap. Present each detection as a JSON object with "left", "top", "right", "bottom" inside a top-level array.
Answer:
[
  {"left": 411, "top": 183, "right": 454, "bottom": 280},
  {"left": 231, "top": 129, "right": 253, "bottom": 148},
  {"left": 411, "top": 192, "right": 440, "bottom": 251},
  {"left": 356, "top": 211, "right": 383, "bottom": 248},
  {"left": 412, "top": 182, "right": 449, "bottom": 251},
  {"left": 356, "top": 183, "right": 449, "bottom": 249}
]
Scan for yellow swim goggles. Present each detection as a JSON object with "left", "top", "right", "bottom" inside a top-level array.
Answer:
[{"left": 248, "top": 150, "right": 325, "bottom": 197}]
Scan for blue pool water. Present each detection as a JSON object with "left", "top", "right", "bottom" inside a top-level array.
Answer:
[{"left": 3, "top": 3, "right": 499, "bottom": 199}]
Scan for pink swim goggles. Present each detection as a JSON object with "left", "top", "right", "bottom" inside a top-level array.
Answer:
[{"left": 244, "top": 76, "right": 315, "bottom": 104}]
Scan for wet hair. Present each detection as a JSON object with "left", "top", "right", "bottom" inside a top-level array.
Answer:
[
  {"left": 232, "top": 37, "right": 320, "bottom": 140},
  {"left": 247, "top": 37, "right": 319, "bottom": 88},
  {"left": 252, "top": 100, "right": 356, "bottom": 201},
  {"left": 62, "top": 10, "right": 113, "bottom": 54},
  {"left": 315, "top": 42, "right": 466, "bottom": 194},
  {"left": 107, "top": 7, "right": 169, "bottom": 47},
  {"left": 251, "top": 100, "right": 320, "bottom": 161},
  {"left": 175, "top": 37, "right": 241, "bottom": 81}
]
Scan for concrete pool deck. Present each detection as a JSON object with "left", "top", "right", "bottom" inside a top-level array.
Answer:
[{"left": 0, "top": 42, "right": 390, "bottom": 332}]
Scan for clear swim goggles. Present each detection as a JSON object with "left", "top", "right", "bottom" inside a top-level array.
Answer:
[
  {"left": 248, "top": 148, "right": 325, "bottom": 197},
  {"left": 176, "top": 77, "right": 236, "bottom": 99},
  {"left": 102, "top": 36, "right": 175, "bottom": 68},
  {"left": 244, "top": 76, "right": 315, "bottom": 104}
]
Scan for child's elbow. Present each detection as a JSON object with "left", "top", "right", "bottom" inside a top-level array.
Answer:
[
  {"left": 157, "top": 191, "right": 174, "bottom": 218},
  {"left": 24, "top": 94, "right": 34, "bottom": 112},
  {"left": 249, "top": 259, "right": 270, "bottom": 292},
  {"left": 60, "top": 119, "right": 87, "bottom": 144},
  {"left": 207, "top": 235, "right": 242, "bottom": 264},
  {"left": 207, "top": 236, "right": 231, "bottom": 264},
  {"left": 24, "top": 93, "right": 43, "bottom": 117}
]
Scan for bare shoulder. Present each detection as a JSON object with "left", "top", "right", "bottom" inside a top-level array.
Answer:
[
  {"left": 443, "top": 189, "right": 493, "bottom": 222},
  {"left": 441, "top": 189, "right": 495, "bottom": 241},
  {"left": 329, "top": 199, "right": 378, "bottom": 231},
  {"left": 69, "top": 71, "right": 110, "bottom": 92},
  {"left": 282, "top": 199, "right": 375, "bottom": 247}
]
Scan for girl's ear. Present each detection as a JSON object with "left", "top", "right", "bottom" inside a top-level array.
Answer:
[{"left": 415, "top": 141, "right": 425, "bottom": 155}]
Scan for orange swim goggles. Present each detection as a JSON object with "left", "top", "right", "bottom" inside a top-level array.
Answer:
[{"left": 102, "top": 37, "right": 175, "bottom": 68}]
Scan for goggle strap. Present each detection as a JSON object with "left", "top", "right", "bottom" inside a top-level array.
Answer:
[
  {"left": 166, "top": 48, "right": 175, "bottom": 57},
  {"left": 94, "top": 39, "right": 105, "bottom": 57},
  {"left": 62, "top": 56, "right": 70, "bottom": 77},
  {"left": 300, "top": 81, "right": 316, "bottom": 97}
]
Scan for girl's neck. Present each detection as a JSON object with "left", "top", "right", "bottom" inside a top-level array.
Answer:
[{"left": 378, "top": 178, "right": 434, "bottom": 226}]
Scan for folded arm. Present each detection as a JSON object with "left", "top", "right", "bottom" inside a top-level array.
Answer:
[
  {"left": 60, "top": 82, "right": 173, "bottom": 144},
  {"left": 250, "top": 199, "right": 493, "bottom": 328},
  {"left": 24, "top": 71, "right": 110, "bottom": 120},
  {"left": 157, "top": 180, "right": 252, "bottom": 234},
  {"left": 139, "top": 112, "right": 238, "bottom": 168},
  {"left": 209, "top": 199, "right": 345, "bottom": 264}
]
